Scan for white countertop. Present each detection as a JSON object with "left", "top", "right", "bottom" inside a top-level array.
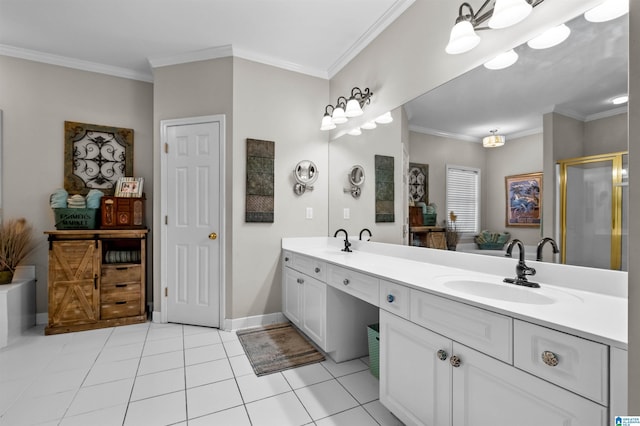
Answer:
[{"left": 282, "top": 237, "right": 628, "bottom": 350}]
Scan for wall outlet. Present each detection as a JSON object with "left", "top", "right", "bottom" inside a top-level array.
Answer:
[
  {"left": 306, "top": 207, "right": 313, "bottom": 219},
  {"left": 344, "top": 208, "right": 350, "bottom": 219}
]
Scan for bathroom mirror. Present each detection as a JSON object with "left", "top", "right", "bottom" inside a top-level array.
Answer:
[
  {"left": 293, "top": 160, "right": 318, "bottom": 195},
  {"left": 328, "top": 7, "right": 629, "bottom": 270}
]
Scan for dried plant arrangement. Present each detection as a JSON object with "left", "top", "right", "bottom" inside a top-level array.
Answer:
[{"left": 0, "top": 218, "right": 34, "bottom": 283}]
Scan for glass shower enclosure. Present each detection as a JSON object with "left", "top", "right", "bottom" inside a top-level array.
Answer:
[{"left": 558, "top": 152, "right": 628, "bottom": 271}]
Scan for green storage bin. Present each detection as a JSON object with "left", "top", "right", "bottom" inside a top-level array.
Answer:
[
  {"left": 367, "top": 323, "right": 380, "bottom": 379},
  {"left": 53, "top": 208, "right": 99, "bottom": 230},
  {"left": 423, "top": 213, "right": 437, "bottom": 226}
]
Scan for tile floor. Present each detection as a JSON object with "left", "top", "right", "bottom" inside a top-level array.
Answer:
[{"left": 0, "top": 322, "right": 404, "bottom": 426}]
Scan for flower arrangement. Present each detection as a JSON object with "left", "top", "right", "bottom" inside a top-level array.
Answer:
[
  {"left": 445, "top": 211, "right": 460, "bottom": 250},
  {"left": 0, "top": 218, "right": 34, "bottom": 283}
]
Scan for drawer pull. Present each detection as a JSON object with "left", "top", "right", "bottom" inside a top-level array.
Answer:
[
  {"left": 450, "top": 355, "right": 461, "bottom": 368},
  {"left": 297, "top": 278, "right": 304, "bottom": 284},
  {"left": 115, "top": 284, "right": 127, "bottom": 288},
  {"left": 115, "top": 301, "right": 127, "bottom": 305},
  {"left": 387, "top": 294, "right": 395, "bottom": 303},
  {"left": 116, "top": 267, "right": 129, "bottom": 270},
  {"left": 315, "top": 267, "right": 321, "bottom": 273},
  {"left": 285, "top": 257, "right": 290, "bottom": 262},
  {"left": 343, "top": 278, "right": 350, "bottom": 285},
  {"left": 541, "top": 351, "right": 559, "bottom": 367},
  {"left": 437, "top": 349, "right": 448, "bottom": 361}
]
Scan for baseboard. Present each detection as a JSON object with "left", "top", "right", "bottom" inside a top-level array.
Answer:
[
  {"left": 223, "top": 312, "right": 287, "bottom": 332},
  {"left": 152, "top": 311, "right": 162, "bottom": 323}
]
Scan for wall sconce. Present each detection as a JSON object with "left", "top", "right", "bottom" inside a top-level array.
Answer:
[
  {"left": 483, "top": 129, "right": 506, "bottom": 148},
  {"left": 320, "top": 87, "right": 373, "bottom": 131},
  {"left": 445, "top": 0, "right": 545, "bottom": 55}
]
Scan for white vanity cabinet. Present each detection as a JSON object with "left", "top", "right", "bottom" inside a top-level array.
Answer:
[
  {"left": 379, "top": 289, "right": 608, "bottom": 426},
  {"left": 282, "top": 251, "right": 379, "bottom": 362},
  {"left": 282, "top": 252, "right": 327, "bottom": 350}
]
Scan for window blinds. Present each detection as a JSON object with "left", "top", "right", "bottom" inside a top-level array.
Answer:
[{"left": 446, "top": 165, "right": 480, "bottom": 234}]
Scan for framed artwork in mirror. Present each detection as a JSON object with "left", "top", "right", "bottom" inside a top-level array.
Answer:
[
  {"left": 64, "top": 121, "right": 133, "bottom": 195},
  {"left": 408, "top": 162, "right": 428, "bottom": 203},
  {"left": 505, "top": 172, "right": 542, "bottom": 227},
  {"left": 115, "top": 177, "right": 144, "bottom": 198}
]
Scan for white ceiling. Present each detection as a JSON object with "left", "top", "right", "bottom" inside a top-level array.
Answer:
[
  {"left": 404, "top": 11, "right": 629, "bottom": 142},
  {"left": 0, "top": 0, "right": 414, "bottom": 82}
]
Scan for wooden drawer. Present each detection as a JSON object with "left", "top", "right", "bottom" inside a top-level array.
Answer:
[
  {"left": 101, "top": 264, "right": 142, "bottom": 284},
  {"left": 101, "top": 298, "right": 141, "bottom": 319},
  {"left": 101, "top": 280, "right": 141, "bottom": 303},
  {"left": 513, "top": 319, "right": 609, "bottom": 405},
  {"left": 410, "top": 290, "right": 512, "bottom": 363},
  {"left": 326, "top": 264, "right": 379, "bottom": 306},
  {"left": 286, "top": 252, "right": 326, "bottom": 282},
  {"left": 379, "top": 280, "right": 410, "bottom": 319}
]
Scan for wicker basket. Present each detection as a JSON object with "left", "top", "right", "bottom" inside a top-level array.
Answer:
[{"left": 474, "top": 231, "right": 510, "bottom": 250}]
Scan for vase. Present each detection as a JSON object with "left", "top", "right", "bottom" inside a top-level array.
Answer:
[{"left": 0, "top": 270, "right": 13, "bottom": 284}]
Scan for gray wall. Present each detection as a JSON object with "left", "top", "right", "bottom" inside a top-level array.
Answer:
[{"left": 0, "top": 55, "right": 153, "bottom": 314}]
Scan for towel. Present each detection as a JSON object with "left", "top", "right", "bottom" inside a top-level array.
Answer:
[
  {"left": 67, "top": 194, "right": 87, "bottom": 209},
  {"left": 50, "top": 188, "right": 68, "bottom": 208},
  {"left": 86, "top": 189, "right": 104, "bottom": 209}
]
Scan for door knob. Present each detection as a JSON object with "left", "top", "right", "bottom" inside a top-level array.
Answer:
[{"left": 209, "top": 232, "right": 218, "bottom": 240}]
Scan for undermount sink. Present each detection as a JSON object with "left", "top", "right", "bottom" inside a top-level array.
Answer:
[{"left": 443, "top": 280, "right": 555, "bottom": 305}]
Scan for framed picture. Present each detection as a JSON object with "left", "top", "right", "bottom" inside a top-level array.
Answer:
[
  {"left": 408, "top": 162, "right": 429, "bottom": 203},
  {"left": 115, "top": 177, "right": 144, "bottom": 198},
  {"left": 505, "top": 172, "right": 542, "bottom": 227},
  {"left": 64, "top": 121, "right": 134, "bottom": 195}
]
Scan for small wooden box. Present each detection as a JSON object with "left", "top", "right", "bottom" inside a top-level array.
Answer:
[{"left": 100, "top": 196, "right": 145, "bottom": 229}]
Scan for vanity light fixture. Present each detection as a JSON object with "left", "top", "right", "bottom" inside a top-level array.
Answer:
[
  {"left": 445, "top": 0, "right": 544, "bottom": 55},
  {"left": 612, "top": 95, "right": 629, "bottom": 105},
  {"left": 526, "top": 23, "right": 571, "bottom": 50},
  {"left": 483, "top": 129, "right": 506, "bottom": 148},
  {"left": 584, "top": 0, "right": 628, "bottom": 23},
  {"left": 484, "top": 49, "right": 519, "bottom": 70},
  {"left": 361, "top": 120, "right": 377, "bottom": 130},
  {"left": 321, "top": 87, "right": 373, "bottom": 130},
  {"left": 348, "top": 127, "right": 362, "bottom": 136}
]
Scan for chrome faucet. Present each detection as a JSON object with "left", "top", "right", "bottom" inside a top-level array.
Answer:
[
  {"left": 504, "top": 239, "right": 539, "bottom": 288},
  {"left": 536, "top": 237, "right": 559, "bottom": 262},
  {"left": 359, "top": 228, "right": 372, "bottom": 241},
  {"left": 333, "top": 229, "right": 352, "bottom": 252}
]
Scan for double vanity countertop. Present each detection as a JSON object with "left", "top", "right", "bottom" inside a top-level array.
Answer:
[{"left": 282, "top": 237, "right": 628, "bottom": 350}]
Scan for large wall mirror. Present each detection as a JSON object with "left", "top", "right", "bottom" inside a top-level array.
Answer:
[{"left": 328, "top": 6, "right": 628, "bottom": 270}]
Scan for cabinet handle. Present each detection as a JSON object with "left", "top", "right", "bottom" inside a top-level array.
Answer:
[
  {"left": 115, "top": 301, "right": 127, "bottom": 305},
  {"left": 436, "top": 349, "right": 448, "bottom": 361},
  {"left": 94, "top": 274, "right": 98, "bottom": 290},
  {"left": 343, "top": 278, "right": 350, "bottom": 285},
  {"left": 315, "top": 267, "right": 321, "bottom": 273},
  {"left": 116, "top": 267, "right": 129, "bottom": 270},
  {"left": 387, "top": 294, "right": 395, "bottom": 303},
  {"left": 297, "top": 278, "right": 304, "bottom": 284},
  {"left": 541, "top": 351, "right": 559, "bottom": 367},
  {"left": 115, "top": 284, "right": 127, "bottom": 288},
  {"left": 450, "top": 355, "right": 461, "bottom": 368},
  {"left": 285, "top": 257, "right": 290, "bottom": 262}
]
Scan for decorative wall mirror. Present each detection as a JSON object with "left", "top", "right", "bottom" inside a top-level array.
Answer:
[
  {"left": 345, "top": 165, "right": 365, "bottom": 198},
  {"left": 293, "top": 160, "right": 318, "bottom": 195}
]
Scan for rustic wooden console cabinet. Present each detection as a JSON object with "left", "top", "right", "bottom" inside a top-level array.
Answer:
[{"left": 44, "top": 229, "right": 148, "bottom": 335}]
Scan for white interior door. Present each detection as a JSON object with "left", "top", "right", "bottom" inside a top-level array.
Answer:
[{"left": 162, "top": 116, "right": 224, "bottom": 327}]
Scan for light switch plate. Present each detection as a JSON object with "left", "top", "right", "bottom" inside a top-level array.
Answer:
[
  {"left": 306, "top": 207, "right": 313, "bottom": 219},
  {"left": 344, "top": 208, "right": 350, "bottom": 219}
]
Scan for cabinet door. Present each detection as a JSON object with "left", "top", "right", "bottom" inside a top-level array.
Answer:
[
  {"left": 283, "top": 267, "right": 302, "bottom": 326},
  {"left": 48, "top": 240, "right": 100, "bottom": 326},
  {"left": 380, "top": 310, "right": 452, "bottom": 426},
  {"left": 301, "top": 275, "right": 326, "bottom": 349},
  {"left": 451, "top": 343, "right": 606, "bottom": 426}
]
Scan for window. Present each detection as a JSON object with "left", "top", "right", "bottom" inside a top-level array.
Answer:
[{"left": 446, "top": 164, "right": 480, "bottom": 235}]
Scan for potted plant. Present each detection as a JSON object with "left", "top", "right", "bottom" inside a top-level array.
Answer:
[
  {"left": 445, "top": 211, "right": 460, "bottom": 251},
  {"left": 0, "top": 218, "right": 35, "bottom": 284}
]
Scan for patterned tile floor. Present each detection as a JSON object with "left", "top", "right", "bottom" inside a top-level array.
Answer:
[{"left": 0, "top": 322, "right": 404, "bottom": 425}]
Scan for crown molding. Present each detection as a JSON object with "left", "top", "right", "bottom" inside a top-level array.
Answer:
[
  {"left": 0, "top": 44, "right": 153, "bottom": 82},
  {"left": 585, "top": 105, "right": 628, "bottom": 122},
  {"left": 147, "top": 45, "right": 233, "bottom": 69},
  {"left": 327, "top": 0, "right": 416, "bottom": 79},
  {"left": 409, "top": 124, "right": 480, "bottom": 143},
  {"left": 231, "top": 47, "right": 328, "bottom": 79}
]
